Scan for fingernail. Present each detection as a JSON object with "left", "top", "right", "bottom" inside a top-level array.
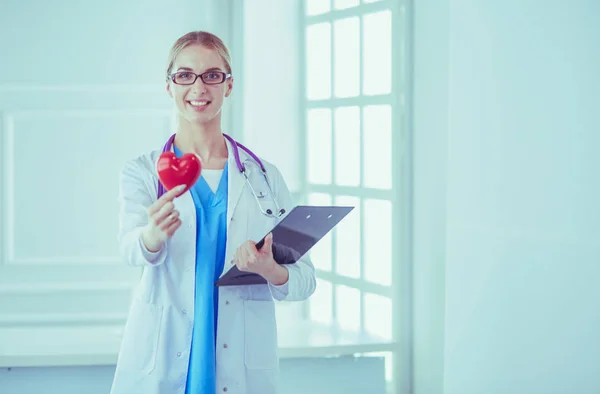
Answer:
[{"left": 177, "top": 185, "right": 186, "bottom": 191}]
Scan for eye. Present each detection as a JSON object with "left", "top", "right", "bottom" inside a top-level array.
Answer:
[{"left": 178, "top": 72, "right": 192, "bottom": 78}]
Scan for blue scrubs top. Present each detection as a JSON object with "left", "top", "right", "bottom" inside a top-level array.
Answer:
[{"left": 174, "top": 146, "right": 228, "bottom": 394}]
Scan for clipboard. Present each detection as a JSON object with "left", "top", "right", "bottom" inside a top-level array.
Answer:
[{"left": 215, "top": 205, "right": 354, "bottom": 287}]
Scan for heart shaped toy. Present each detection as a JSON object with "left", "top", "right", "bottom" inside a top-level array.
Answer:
[{"left": 156, "top": 152, "right": 202, "bottom": 194}]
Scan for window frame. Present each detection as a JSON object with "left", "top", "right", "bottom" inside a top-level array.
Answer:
[{"left": 298, "top": 0, "right": 412, "bottom": 392}]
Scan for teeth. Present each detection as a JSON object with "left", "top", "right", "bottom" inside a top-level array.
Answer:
[{"left": 190, "top": 100, "right": 208, "bottom": 106}]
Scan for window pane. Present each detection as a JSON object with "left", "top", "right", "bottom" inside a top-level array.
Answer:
[
  {"left": 334, "top": 0, "right": 359, "bottom": 9},
  {"left": 364, "top": 293, "right": 392, "bottom": 340},
  {"left": 307, "top": 109, "right": 332, "bottom": 184},
  {"left": 336, "top": 285, "right": 361, "bottom": 332},
  {"left": 335, "top": 195, "right": 360, "bottom": 279},
  {"left": 334, "top": 17, "right": 360, "bottom": 98},
  {"left": 310, "top": 279, "right": 333, "bottom": 324},
  {"left": 364, "top": 199, "right": 392, "bottom": 286},
  {"left": 308, "top": 193, "right": 333, "bottom": 271},
  {"left": 363, "top": 11, "right": 391, "bottom": 95},
  {"left": 306, "top": 0, "right": 331, "bottom": 16},
  {"left": 362, "top": 0, "right": 383, "bottom": 3},
  {"left": 310, "top": 230, "right": 333, "bottom": 272},
  {"left": 306, "top": 23, "right": 332, "bottom": 100},
  {"left": 308, "top": 193, "right": 332, "bottom": 206},
  {"left": 363, "top": 105, "right": 392, "bottom": 189},
  {"left": 334, "top": 106, "right": 360, "bottom": 187}
]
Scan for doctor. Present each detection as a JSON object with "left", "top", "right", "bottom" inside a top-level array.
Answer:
[{"left": 110, "top": 31, "right": 316, "bottom": 394}]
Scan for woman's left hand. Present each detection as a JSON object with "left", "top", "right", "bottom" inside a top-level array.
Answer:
[{"left": 233, "top": 233, "right": 288, "bottom": 285}]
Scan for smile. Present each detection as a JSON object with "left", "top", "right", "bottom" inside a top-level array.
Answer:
[{"left": 188, "top": 100, "right": 211, "bottom": 108}]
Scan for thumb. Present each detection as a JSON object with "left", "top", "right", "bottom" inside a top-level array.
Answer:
[{"left": 264, "top": 232, "right": 273, "bottom": 251}]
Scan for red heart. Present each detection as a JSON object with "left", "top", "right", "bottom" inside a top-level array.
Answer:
[{"left": 156, "top": 152, "right": 202, "bottom": 194}]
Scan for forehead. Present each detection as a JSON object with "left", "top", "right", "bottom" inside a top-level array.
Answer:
[{"left": 173, "top": 43, "right": 226, "bottom": 72}]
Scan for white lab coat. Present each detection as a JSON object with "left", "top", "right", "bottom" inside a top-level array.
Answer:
[{"left": 110, "top": 137, "right": 316, "bottom": 394}]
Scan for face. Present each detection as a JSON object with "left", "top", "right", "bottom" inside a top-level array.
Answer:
[{"left": 166, "top": 43, "right": 233, "bottom": 125}]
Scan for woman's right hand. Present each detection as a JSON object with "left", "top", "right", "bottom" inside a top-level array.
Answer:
[{"left": 141, "top": 184, "right": 187, "bottom": 252}]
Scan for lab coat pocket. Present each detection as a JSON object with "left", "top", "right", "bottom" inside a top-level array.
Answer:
[
  {"left": 244, "top": 300, "right": 278, "bottom": 370},
  {"left": 119, "top": 299, "right": 163, "bottom": 375}
]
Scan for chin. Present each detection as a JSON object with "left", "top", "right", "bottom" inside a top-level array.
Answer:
[
  {"left": 176, "top": 103, "right": 222, "bottom": 126},
  {"left": 187, "top": 112, "right": 217, "bottom": 125}
]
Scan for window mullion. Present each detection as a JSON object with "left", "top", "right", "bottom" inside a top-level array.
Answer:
[
  {"left": 358, "top": 11, "right": 366, "bottom": 333},
  {"left": 299, "top": 0, "right": 311, "bottom": 322},
  {"left": 330, "top": 8, "right": 338, "bottom": 322}
]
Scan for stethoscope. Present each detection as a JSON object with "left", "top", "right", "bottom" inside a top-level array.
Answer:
[{"left": 157, "top": 133, "right": 286, "bottom": 218}]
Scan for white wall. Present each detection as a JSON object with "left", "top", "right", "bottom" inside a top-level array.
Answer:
[
  {"left": 0, "top": 0, "right": 213, "bottom": 333},
  {"left": 411, "top": 1, "right": 449, "bottom": 393},
  {"left": 440, "top": 1, "right": 600, "bottom": 393}
]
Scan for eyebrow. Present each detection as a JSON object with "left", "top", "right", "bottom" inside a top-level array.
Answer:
[{"left": 176, "top": 67, "right": 224, "bottom": 73}]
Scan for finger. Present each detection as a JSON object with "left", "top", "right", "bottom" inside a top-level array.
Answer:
[
  {"left": 159, "top": 210, "right": 180, "bottom": 231},
  {"left": 236, "top": 258, "right": 245, "bottom": 271},
  {"left": 164, "top": 218, "right": 182, "bottom": 237},
  {"left": 149, "top": 184, "right": 186, "bottom": 214},
  {"left": 261, "top": 233, "right": 273, "bottom": 254},
  {"left": 244, "top": 243, "right": 257, "bottom": 265},
  {"left": 235, "top": 252, "right": 246, "bottom": 271},
  {"left": 162, "top": 184, "right": 187, "bottom": 201},
  {"left": 152, "top": 203, "right": 175, "bottom": 226},
  {"left": 233, "top": 248, "right": 242, "bottom": 267},
  {"left": 241, "top": 242, "right": 255, "bottom": 268}
]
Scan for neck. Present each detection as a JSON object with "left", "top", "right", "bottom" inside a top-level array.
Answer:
[{"left": 173, "top": 116, "right": 228, "bottom": 169}]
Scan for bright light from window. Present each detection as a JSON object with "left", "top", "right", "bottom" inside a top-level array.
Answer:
[
  {"left": 363, "top": 105, "right": 392, "bottom": 189},
  {"left": 334, "top": 106, "right": 361, "bottom": 187},
  {"left": 334, "top": 17, "right": 360, "bottom": 98},
  {"left": 363, "top": 11, "right": 392, "bottom": 95},
  {"left": 307, "top": 109, "right": 332, "bottom": 184},
  {"left": 305, "top": 0, "right": 331, "bottom": 16},
  {"left": 306, "top": 23, "right": 332, "bottom": 100}
]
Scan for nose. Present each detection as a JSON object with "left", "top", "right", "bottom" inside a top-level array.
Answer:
[
  {"left": 190, "top": 77, "right": 206, "bottom": 95},
  {"left": 190, "top": 75, "right": 208, "bottom": 93}
]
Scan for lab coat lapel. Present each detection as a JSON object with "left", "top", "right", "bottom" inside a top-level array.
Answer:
[
  {"left": 221, "top": 137, "right": 247, "bottom": 279},
  {"left": 225, "top": 137, "right": 245, "bottom": 228}
]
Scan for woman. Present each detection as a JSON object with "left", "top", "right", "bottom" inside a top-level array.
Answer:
[{"left": 110, "top": 31, "right": 316, "bottom": 394}]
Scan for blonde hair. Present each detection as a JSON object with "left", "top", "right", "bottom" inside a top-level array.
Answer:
[{"left": 165, "top": 31, "right": 232, "bottom": 80}]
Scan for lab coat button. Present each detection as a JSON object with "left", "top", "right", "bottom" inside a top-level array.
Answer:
[
  {"left": 223, "top": 343, "right": 228, "bottom": 348},
  {"left": 182, "top": 309, "right": 187, "bottom": 314},
  {"left": 225, "top": 300, "right": 230, "bottom": 305},
  {"left": 177, "top": 352, "right": 182, "bottom": 357},
  {"left": 223, "top": 388, "right": 228, "bottom": 392}
]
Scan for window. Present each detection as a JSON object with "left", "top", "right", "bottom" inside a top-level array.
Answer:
[{"left": 300, "top": 0, "right": 406, "bottom": 390}]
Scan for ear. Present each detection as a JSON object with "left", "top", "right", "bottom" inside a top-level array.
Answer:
[
  {"left": 224, "top": 77, "right": 234, "bottom": 98},
  {"left": 165, "top": 81, "right": 173, "bottom": 98}
]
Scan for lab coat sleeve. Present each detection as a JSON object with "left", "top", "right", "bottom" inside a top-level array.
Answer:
[
  {"left": 117, "top": 158, "right": 168, "bottom": 267},
  {"left": 267, "top": 167, "right": 317, "bottom": 302}
]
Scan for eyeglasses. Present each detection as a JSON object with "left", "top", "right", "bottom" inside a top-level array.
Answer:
[{"left": 168, "top": 71, "right": 231, "bottom": 85}]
